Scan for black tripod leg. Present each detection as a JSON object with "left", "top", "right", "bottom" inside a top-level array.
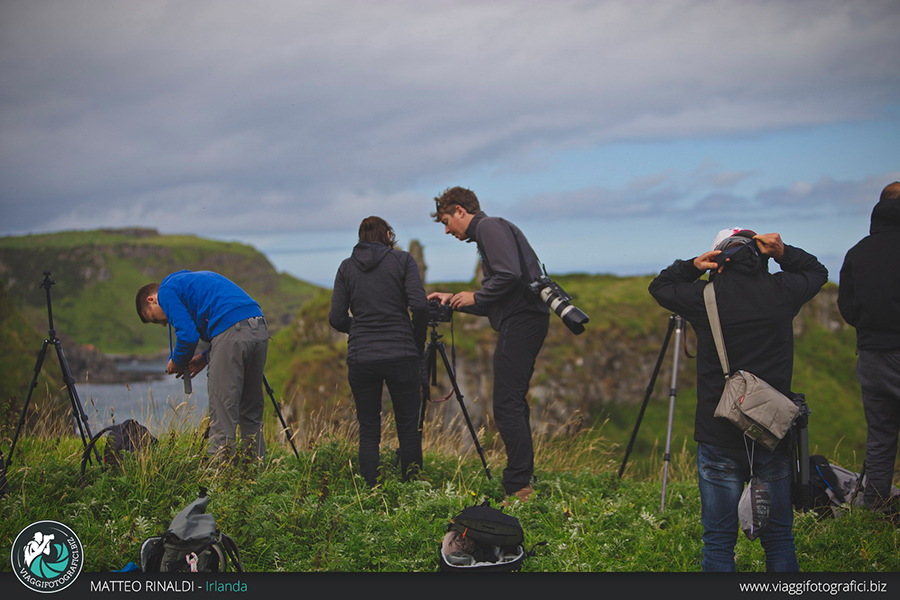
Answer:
[
  {"left": 418, "top": 342, "right": 434, "bottom": 434},
  {"left": 618, "top": 314, "right": 676, "bottom": 478},
  {"left": 5, "top": 340, "right": 50, "bottom": 471},
  {"left": 53, "top": 339, "right": 100, "bottom": 464},
  {"left": 263, "top": 375, "right": 300, "bottom": 461},
  {"left": 435, "top": 342, "right": 492, "bottom": 481}
]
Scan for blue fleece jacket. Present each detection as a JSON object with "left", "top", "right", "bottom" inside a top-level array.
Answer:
[{"left": 158, "top": 270, "right": 263, "bottom": 366}]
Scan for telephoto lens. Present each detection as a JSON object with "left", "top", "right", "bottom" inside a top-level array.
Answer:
[{"left": 529, "top": 276, "right": 589, "bottom": 335}]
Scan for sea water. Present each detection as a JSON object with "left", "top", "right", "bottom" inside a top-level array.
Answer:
[{"left": 75, "top": 360, "right": 209, "bottom": 435}]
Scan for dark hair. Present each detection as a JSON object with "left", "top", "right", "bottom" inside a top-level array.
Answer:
[
  {"left": 135, "top": 282, "right": 160, "bottom": 322},
  {"left": 358, "top": 216, "right": 397, "bottom": 248},
  {"left": 431, "top": 187, "right": 480, "bottom": 222}
]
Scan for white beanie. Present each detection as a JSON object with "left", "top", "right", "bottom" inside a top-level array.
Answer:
[{"left": 712, "top": 228, "right": 756, "bottom": 251}]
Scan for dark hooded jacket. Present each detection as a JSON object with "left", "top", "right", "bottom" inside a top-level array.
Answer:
[
  {"left": 458, "top": 212, "right": 550, "bottom": 331},
  {"left": 328, "top": 242, "right": 428, "bottom": 365},
  {"left": 838, "top": 193, "right": 900, "bottom": 351},
  {"left": 649, "top": 243, "right": 827, "bottom": 449}
]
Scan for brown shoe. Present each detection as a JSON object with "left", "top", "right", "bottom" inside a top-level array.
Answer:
[{"left": 501, "top": 485, "right": 534, "bottom": 507}]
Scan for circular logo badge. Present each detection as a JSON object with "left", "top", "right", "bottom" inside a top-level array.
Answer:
[{"left": 11, "top": 521, "right": 84, "bottom": 594}]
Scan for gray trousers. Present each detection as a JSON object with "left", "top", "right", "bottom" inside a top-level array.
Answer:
[
  {"left": 207, "top": 317, "right": 268, "bottom": 460},
  {"left": 857, "top": 349, "right": 900, "bottom": 510}
]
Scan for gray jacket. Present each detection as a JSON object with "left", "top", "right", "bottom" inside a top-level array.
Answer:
[
  {"left": 329, "top": 242, "right": 428, "bottom": 365},
  {"left": 461, "top": 212, "right": 549, "bottom": 331}
]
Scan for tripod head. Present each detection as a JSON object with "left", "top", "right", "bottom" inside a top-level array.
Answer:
[{"left": 40, "top": 271, "right": 55, "bottom": 290}]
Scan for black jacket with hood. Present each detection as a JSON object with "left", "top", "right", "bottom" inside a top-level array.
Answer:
[
  {"left": 838, "top": 193, "right": 900, "bottom": 351},
  {"left": 328, "top": 242, "right": 428, "bottom": 365},
  {"left": 458, "top": 212, "right": 550, "bottom": 331},
  {"left": 649, "top": 242, "right": 828, "bottom": 450}
]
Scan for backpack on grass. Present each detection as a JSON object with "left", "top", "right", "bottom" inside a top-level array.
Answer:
[
  {"left": 807, "top": 455, "right": 900, "bottom": 517},
  {"left": 439, "top": 500, "right": 543, "bottom": 572},
  {"left": 140, "top": 487, "right": 243, "bottom": 573},
  {"left": 80, "top": 419, "right": 157, "bottom": 484}
]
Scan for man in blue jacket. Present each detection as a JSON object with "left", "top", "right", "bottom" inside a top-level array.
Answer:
[{"left": 136, "top": 270, "right": 268, "bottom": 461}]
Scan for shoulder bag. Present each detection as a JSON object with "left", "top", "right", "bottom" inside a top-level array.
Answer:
[{"left": 703, "top": 282, "right": 800, "bottom": 450}]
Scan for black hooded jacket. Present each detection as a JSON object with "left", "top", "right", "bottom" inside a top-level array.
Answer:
[
  {"left": 649, "top": 243, "right": 827, "bottom": 449},
  {"left": 838, "top": 194, "right": 900, "bottom": 351},
  {"left": 328, "top": 242, "right": 428, "bottom": 365}
]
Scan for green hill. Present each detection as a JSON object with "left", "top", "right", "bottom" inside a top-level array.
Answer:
[{"left": 0, "top": 228, "right": 322, "bottom": 356}]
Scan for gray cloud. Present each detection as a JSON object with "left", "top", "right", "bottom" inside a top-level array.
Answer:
[
  {"left": 512, "top": 168, "right": 899, "bottom": 223},
  {"left": 1, "top": 0, "right": 898, "bottom": 237}
]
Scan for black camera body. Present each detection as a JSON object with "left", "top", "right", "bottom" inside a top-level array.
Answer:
[
  {"left": 428, "top": 298, "right": 453, "bottom": 323},
  {"left": 528, "top": 276, "right": 589, "bottom": 335}
]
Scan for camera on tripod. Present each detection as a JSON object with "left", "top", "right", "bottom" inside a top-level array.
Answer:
[
  {"left": 528, "top": 275, "right": 589, "bottom": 335},
  {"left": 428, "top": 298, "right": 453, "bottom": 323}
]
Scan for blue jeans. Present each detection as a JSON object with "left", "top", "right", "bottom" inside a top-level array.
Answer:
[{"left": 697, "top": 442, "right": 798, "bottom": 572}]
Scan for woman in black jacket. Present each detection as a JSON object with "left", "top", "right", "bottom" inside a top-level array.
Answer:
[{"left": 328, "top": 216, "right": 429, "bottom": 487}]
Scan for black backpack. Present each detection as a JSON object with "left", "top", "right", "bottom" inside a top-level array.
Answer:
[
  {"left": 80, "top": 419, "right": 157, "bottom": 484},
  {"left": 439, "top": 500, "right": 543, "bottom": 572},
  {"left": 141, "top": 487, "right": 243, "bottom": 573}
]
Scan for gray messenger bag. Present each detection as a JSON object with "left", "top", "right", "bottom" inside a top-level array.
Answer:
[{"left": 703, "top": 282, "right": 800, "bottom": 450}]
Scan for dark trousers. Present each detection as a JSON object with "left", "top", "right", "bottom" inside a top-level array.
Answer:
[
  {"left": 857, "top": 349, "right": 900, "bottom": 510},
  {"left": 493, "top": 311, "right": 550, "bottom": 494},
  {"left": 348, "top": 358, "right": 423, "bottom": 487}
]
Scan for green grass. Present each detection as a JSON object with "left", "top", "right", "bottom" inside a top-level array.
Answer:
[{"left": 1, "top": 404, "right": 897, "bottom": 574}]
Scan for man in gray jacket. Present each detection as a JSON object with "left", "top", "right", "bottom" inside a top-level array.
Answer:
[
  {"left": 428, "top": 187, "right": 550, "bottom": 503},
  {"left": 838, "top": 182, "right": 900, "bottom": 517}
]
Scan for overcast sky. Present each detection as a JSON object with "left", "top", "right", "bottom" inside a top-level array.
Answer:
[{"left": 2, "top": 0, "right": 898, "bottom": 287}]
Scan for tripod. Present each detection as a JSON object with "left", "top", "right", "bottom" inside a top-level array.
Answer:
[
  {"left": 419, "top": 321, "right": 492, "bottom": 480},
  {"left": 262, "top": 374, "right": 301, "bottom": 461},
  {"left": 618, "top": 313, "right": 688, "bottom": 511},
  {"left": 2, "top": 272, "right": 101, "bottom": 496}
]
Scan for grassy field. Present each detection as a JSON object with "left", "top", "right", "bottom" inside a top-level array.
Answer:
[{"left": 1, "top": 403, "right": 897, "bottom": 574}]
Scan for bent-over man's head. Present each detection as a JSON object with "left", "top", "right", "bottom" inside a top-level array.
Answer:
[{"left": 135, "top": 282, "right": 166, "bottom": 325}]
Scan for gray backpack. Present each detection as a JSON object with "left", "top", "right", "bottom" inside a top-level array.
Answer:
[
  {"left": 140, "top": 487, "right": 242, "bottom": 572},
  {"left": 809, "top": 455, "right": 900, "bottom": 517}
]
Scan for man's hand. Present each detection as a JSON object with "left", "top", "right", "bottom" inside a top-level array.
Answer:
[
  {"left": 694, "top": 250, "right": 723, "bottom": 273},
  {"left": 753, "top": 233, "right": 785, "bottom": 260},
  {"left": 427, "top": 291, "right": 453, "bottom": 304},
  {"left": 186, "top": 354, "right": 207, "bottom": 377},
  {"left": 166, "top": 359, "right": 184, "bottom": 376},
  {"left": 449, "top": 291, "right": 476, "bottom": 310}
]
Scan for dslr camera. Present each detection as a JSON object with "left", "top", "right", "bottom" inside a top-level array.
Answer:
[
  {"left": 428, "top": 298, "right": 453, "bottom": 323},
  {"left": 528, "top": 275, "right": 589, "bottom": 335}
]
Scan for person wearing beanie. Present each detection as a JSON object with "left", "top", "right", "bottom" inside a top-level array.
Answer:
[{"left": 649, "top": 228, "right": 827, "bottom": 572}]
